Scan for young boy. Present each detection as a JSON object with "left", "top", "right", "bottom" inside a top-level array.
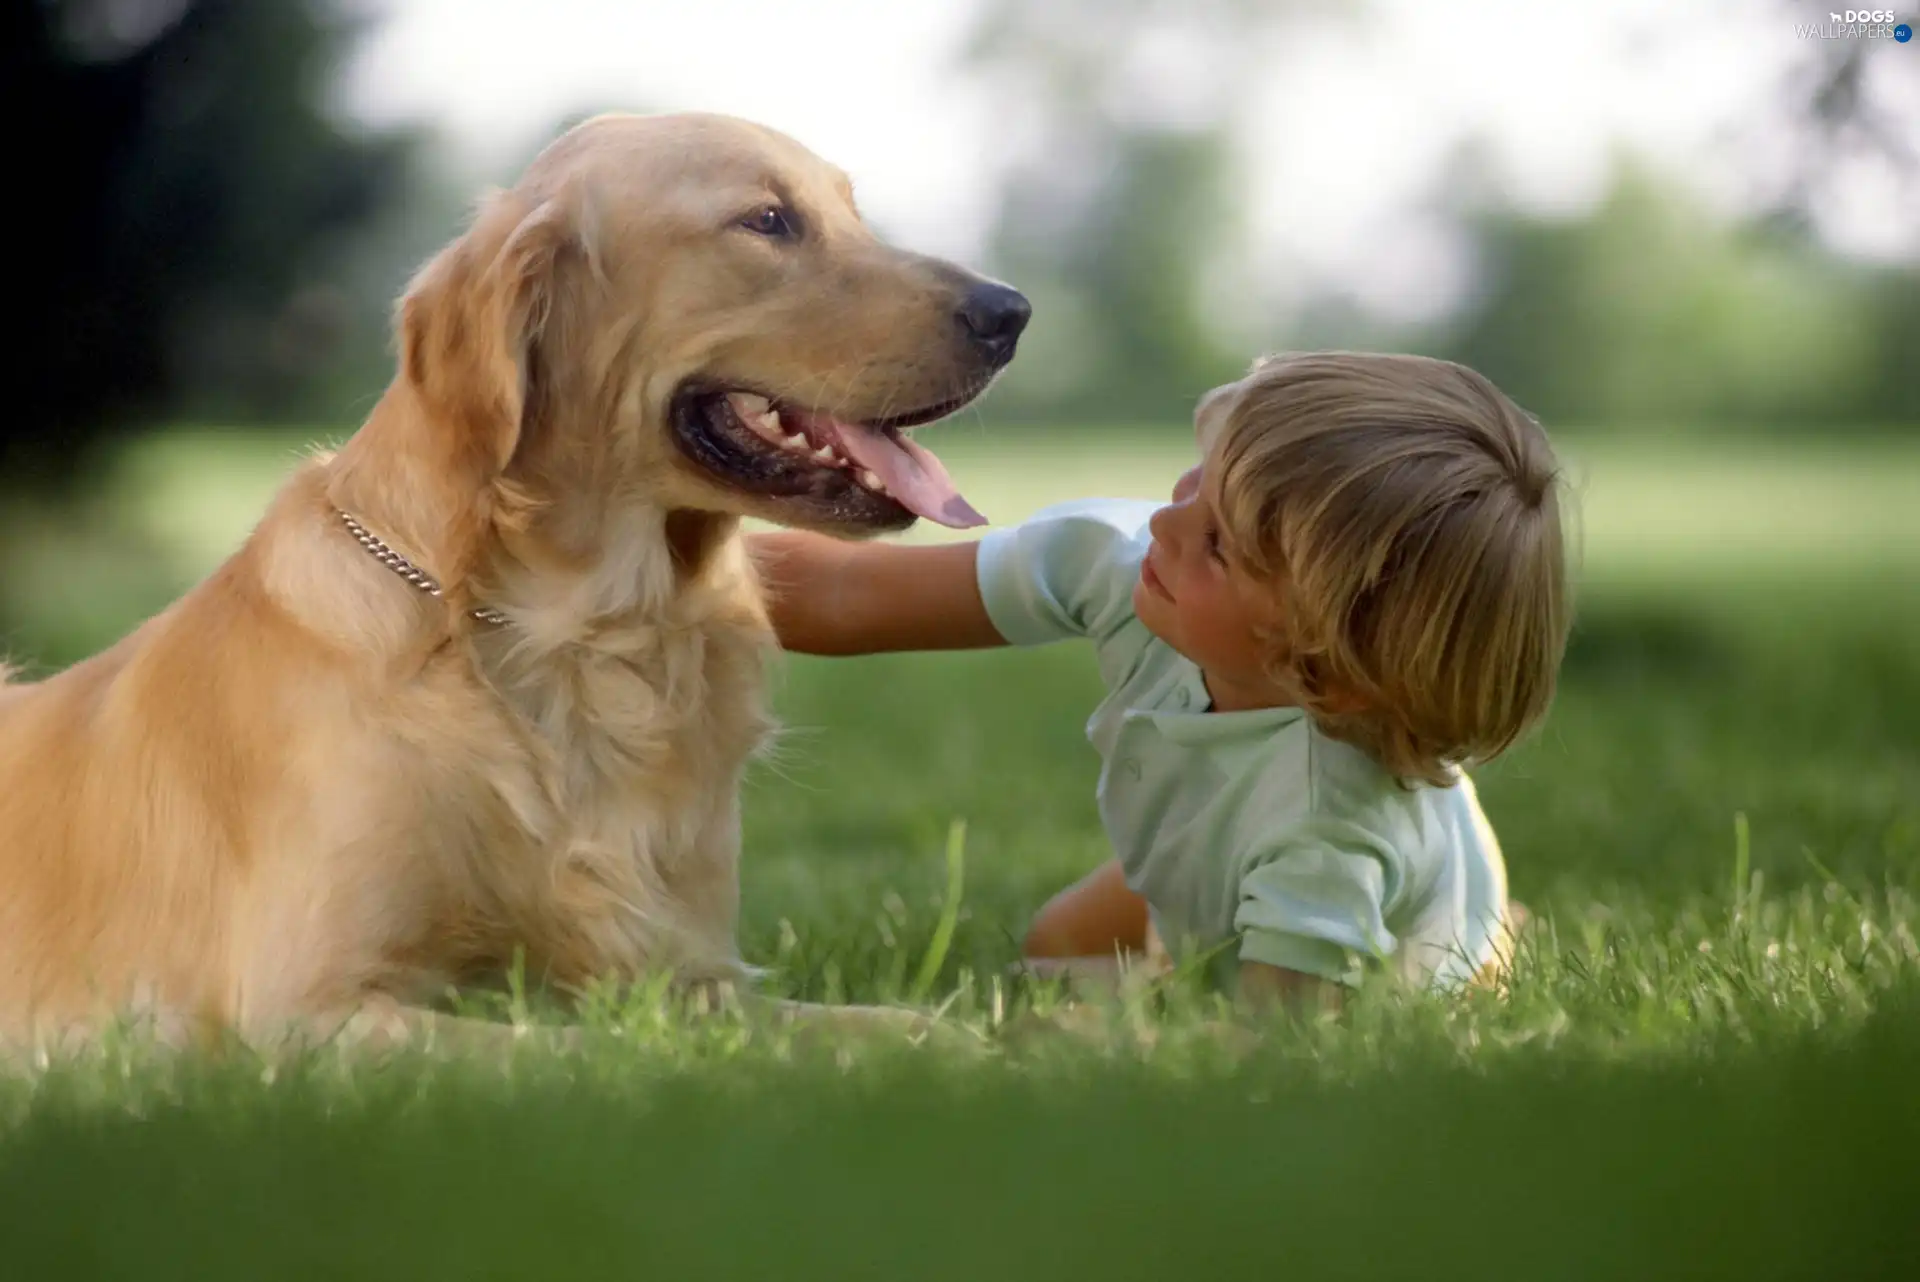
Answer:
[{"left": 749, "top": 352, "right": 1571, "bottom": 1011}]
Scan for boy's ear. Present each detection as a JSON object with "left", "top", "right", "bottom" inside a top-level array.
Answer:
[
  {"left": 1315, "top": 685, "right": 1373, "bottom": 718},
  {"left": 1291, "top": 652, "right": 1374, "bottom": 720}
]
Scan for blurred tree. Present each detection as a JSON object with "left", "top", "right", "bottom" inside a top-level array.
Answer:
[
  {"left": 965, "top": 0, "right": 1916, "bottom": 432},
  {"left": 1751, "top": 3, "right": 1918, "bottom": 242},
  {"left": 1, "top": 0, "right": 413, "bottom": 488},
  {"left": 292, "top": 138, "right": 476, "bottom": 426},
  {"left": 961, "top": 0, "right": 1340, "bottom": 424},
  {"left": 1852, "top": 266, "right": 1920, "bottom": 426},
  {"left": 1433, "top": 157, "right": 1919, "bottom": 431},
  {"left": 1430, "top": 6, "right": 1920, "bottom": 431}
]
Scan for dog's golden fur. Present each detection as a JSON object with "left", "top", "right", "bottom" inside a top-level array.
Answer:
[{"left": 0, "top": 112, "right": 1012, "bottom": 1052}]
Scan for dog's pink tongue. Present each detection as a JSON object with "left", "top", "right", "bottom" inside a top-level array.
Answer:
[{"left": 831, "top": 421, "right": 987, "bottom": 529}]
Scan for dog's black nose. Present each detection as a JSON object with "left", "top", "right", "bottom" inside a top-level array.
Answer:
[{"left": 957, "top": 282, "right": 1032, "bottom": 362}]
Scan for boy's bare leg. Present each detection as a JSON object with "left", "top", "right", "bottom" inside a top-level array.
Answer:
[
  {"left": 1019, "top": 954, "right": 1126, "bottom": 988},
  {"left": 1013, "top": 860, "right": 1172, "bottom": 999},
  {"left": 1023, "top": 859, "right": 1149, "bottom": 959}
]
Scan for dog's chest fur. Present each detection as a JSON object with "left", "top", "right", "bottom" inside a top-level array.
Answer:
[{"left": 433, "top": 537, "right": 777, "bottom": 986}]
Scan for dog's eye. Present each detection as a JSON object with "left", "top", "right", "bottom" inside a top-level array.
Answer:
[{"left": 741, "top": 205, "right": 796, "bottom": 238}]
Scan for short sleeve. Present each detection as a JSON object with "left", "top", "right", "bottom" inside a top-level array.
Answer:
[
  {"left": 1234, "top": 825, "right": 1401, "bottom": 987},
  {"left": 975, "top": 499, "right": 1158, "bottom": 647}
]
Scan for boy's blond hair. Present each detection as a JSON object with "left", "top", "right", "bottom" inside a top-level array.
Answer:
[{"left": 1212, "top": 352, "right": 1571, "bottom": 786}]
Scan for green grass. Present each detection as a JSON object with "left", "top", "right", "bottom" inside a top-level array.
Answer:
[{"left": 1, "top": 423, "right": 1918, "bottom": 1279}]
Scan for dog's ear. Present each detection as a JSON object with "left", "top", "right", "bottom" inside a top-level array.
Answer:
[
  {"left": 370, "top": 186, "right": 598, "bottom": 599},
  {"left": 398, "top": 188, "right": 582, "bottom": 488}
]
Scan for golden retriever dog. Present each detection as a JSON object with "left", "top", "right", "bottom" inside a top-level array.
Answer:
[{"left": 0, "top": 111, "right": 1028, "bottom": 1055}]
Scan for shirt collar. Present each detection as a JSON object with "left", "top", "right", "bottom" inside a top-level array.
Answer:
[{"left": 1144, "top": 657, "right": 1306, "bottom": 746}]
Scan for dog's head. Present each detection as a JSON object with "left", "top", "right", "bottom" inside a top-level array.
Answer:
[{"left": 392, "top": 111, "right": 1027, "bottom": 566}]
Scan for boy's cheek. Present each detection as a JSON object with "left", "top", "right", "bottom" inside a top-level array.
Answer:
[
  {"left": 1130, "top": 576, "right": 1157, "bottom": 627},
  {"left": 1131, "top": 578, "right": 1178, "bottom": 645}
]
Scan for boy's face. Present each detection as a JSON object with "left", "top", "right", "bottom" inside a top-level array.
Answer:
[{"left": 1133, "top": 388, "right": 1294, "bottom": 712}]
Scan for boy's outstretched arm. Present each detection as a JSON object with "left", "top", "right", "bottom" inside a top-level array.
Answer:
[{"left": 747, "top": 531, "right": 1009, "bottom": 656}]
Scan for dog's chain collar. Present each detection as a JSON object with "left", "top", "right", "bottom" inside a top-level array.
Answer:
[{"left": 336, "top": 509, "right": 509, "bottom": 626}]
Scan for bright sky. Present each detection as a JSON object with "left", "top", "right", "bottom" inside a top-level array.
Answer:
[{"left": 341, "top": 0, "right": 1919, "bottom": 320}]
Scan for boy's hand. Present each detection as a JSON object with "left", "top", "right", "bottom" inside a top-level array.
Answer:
[{"left": 748, "top": 531, "right": 1009, "bottom": 656}]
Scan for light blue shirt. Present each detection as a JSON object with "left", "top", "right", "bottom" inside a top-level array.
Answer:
[{"left": 976, "top": 499, "right": 1511, "bottom": 989}]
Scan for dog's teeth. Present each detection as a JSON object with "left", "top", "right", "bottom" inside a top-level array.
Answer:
[
  {"left": 782, "top": 432, "right": 810, "bottom": 453},
  {"left": 859, "top": 469, "right": 886, "bottom": 493},
  {"left": 810, "top": 444, "right": 836, "bottom": 464},
  {"left": 728, "top": 392, "right": 772, "bottom": 419},
  {"left": 755, "top": 410, "right": 784, "bottom": 441}
]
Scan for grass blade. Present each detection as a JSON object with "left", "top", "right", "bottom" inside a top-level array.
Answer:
[{"left": 910, "top": 818, "right": 967, "bottom": 1004}]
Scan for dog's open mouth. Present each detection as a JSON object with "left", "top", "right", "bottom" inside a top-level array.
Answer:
[{"left": 671, "top": 387, "right": 987, "bottom": 530}]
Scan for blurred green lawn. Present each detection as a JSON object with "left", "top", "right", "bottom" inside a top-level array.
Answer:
[
  {"left": 0, "top": 422, "right": 1917, "bottom": 1280},
  {"left": 23, "top": 420, "right": 1920, "bottom": 582}
]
